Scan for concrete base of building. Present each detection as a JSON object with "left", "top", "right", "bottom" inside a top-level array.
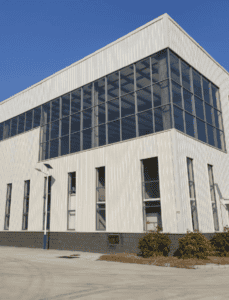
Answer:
[{"left": 0, "top": 231, "right": 217, "bottom": 256}]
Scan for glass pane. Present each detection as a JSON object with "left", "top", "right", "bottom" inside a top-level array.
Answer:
[
  {"left": 172, "top": 81, "right": 182, "bottom": 108},
  {"left": 83, "top": 108, "right": 92, "bottom": 129},
  {"left": 70, "top": 132, "right": 80, "bottom": 153},
  {"left": 108, "top": 120, "right": 120, "bottom": 144},
  {"left": 97, "top": 187, "right": 105, "bottom": 201},
  {"left": 25, "top": 110, "right": 33, "bottom": 131},
  {"left": 71, "top": 89, "right": 81, "bottom": 113},
  {"left": 136, "top": 58, "right": 151, "bottom": 89},
  {"left": 68, "top": 212, "right": 75, "bottom": 230},
  {"left": 122, "top": 115, "right": 136, "bottom": 141},
  {"left": 183, "top": 89, "right": 194, "bottom": 114},
  {"left": 18, "top": 114, "right": 25, "bottom": 134},
  {"left": 151, "top": 50, "right": 168, "bottom": 83},
  {"left": 41, "top": 142, "right": 49, "bottom": 160},
  {"left": 174, "top": 106, "right": 184, "bottom": 132},
  {"left": 144, "top": 201, "right": 160, "bottom": 207},
  {"left": 185, "top": 112, "right": 195, "bottom": 138},
  {"left": 145, "top": 206, "right": 162, "bottom": 231},
  {"left": 205, "top": 103, "right": 213, "bottom": 125},
  {"left": 154, "top": 104, "right": 171, "bottom": 132},
  {"left": 61, "top": 116, "right": 69, "bottom": 136},
  {"left": 51, "top": 98, "right": 60, "bottom": 122},
  {"left": 137, "top": 87, "right": 152, "bottom": 112},
  {"left": 4, "top": 120, "right": 11, "bottom": 139},
  {"left": 107, "top": 71, "right": 119, "bottom": 100},
  {"left": 0, "top": 123, "right": 3, "bottom": 140},
  {"left": 96, "top": 208, "right": 106, "bottom": 230},
  {"left": 195, "top": 97, "right": 204, "bottom": 120},
  {"left": 181, "top": 61, "right": 191, "bottom": 91},
  {"left": 51, "top": 120, "right": 59, "bottom": 140},
  {"left": 190, "top": 200, "right": 199, "bottom": 231},
  {"left": 197, "top": 119, "right": 206, "bottom": 143},
  {"left": 211, "top": 85, "right": 219, "bottom": 109},
  {"left": 153, "top": 80, "right": 170, "bottom": 107},
  {"left": 214, "top": 109, "right": 219, "bottom": 128},
  {"left": 50, "top": 139, "right": 59, "bottom": 158},
  {"left": 71, "top": 113, "right": 81, "bottom": 133},
  {"left": 61, "top": 93, "right": 70, "bottom": 117},
  {"left": 120, "top": 65, "right": 134, "bottom": 95},
  {"left": 143, "top": 157, "right": 159, "bottom": 181},
  {"left": 68, "top": 195, "right": 76, "bottom": 210},
  {"left": 189, "top": 181, "right": 195, "bottom": 199},
  {"left": 41, "top": 124, "right": 49, "bottom": 143},
  {"left": 83, "top": 83, "right": 92, "bottom": 109},
  {"left": 61, "top": 135, "right": 69, "bottom": 156},
  {"left": 82, "top": 128, "right": 92, "bottom": 150},
  {"left": 42, "top": 102, "right": 50, "bottom": 125},
  {"left": 216, "top": 129, "right": 224, "bottom": 151},
  {"left": 121, "top": 93, "right": 135, "bottom": 118},
  {"left": 202, "top": 78, "right": 211, "bottom": 104},
  {"left": 212, "top": 202, "right": 219, "bottom": 231},
  {"left": 170, "top": 52, "right": 180, "bottom": 84},
  {"left": 138, "top": 110, "right": 153, "bottom": 137},
  {"left": 33, "top": 106, "right": 41, "bottom": 128},
  {"left": 94, "top": 103, "right": 105, "bottom": 126},
  {"left": 144, "top": 181, "right": 160, "bottom": 198},
  {"left": 108, "top": 99, "right": 119, "bottom": 121},
  {"left": 207, "top": 124, "right": 215, "bottom": 147},
  {"left": 192, "top": 70, "right": 202, "bottom": 98},
  {"left": 94, "top": 124, "right": 106, "bottom": 147},
  {"left": 94, "top": 78, "right": 105, "bottom": 105},
  {"left": 11, "top": 117, "right": 18, "bottom": 137}
]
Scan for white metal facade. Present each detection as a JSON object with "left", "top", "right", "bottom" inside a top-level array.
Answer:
[{"left": 0, "top": 13, "right": 229, "bottom": 234}]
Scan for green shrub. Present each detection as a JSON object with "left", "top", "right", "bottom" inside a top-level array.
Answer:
[
  {"left": 138, "top": 226, "right": 172, "bottom": 258},
  {"left": 210, "top": 227, "right": 229, "bottom": 257},
  {"left": 174, "top": 230, "right": 215, "bottom": 259}
]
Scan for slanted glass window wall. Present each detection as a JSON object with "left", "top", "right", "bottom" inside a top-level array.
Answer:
[{"left": 0, "top": 48, "right": 225, "bottom": 158}]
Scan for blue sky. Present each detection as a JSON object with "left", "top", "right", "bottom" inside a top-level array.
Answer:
[{"left": 1, "top": 0, "right": 229, "bottom": 102}]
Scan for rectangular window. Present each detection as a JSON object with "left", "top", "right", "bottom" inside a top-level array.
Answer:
[
  {"left": 22, "top": 180, "right": 30, "bottom": 230},
  {"left": 67, "top": 172, "right": 76, "bottom": 230},
  {"left": 141, "top": 157, "right": 162, "bottom": 231},
  {"left": 208, "top": 165, "right": 219, "bottom": 231},
  {"left": 187, "top": 158, "right": 199, "bottom": 231},
  {"left": 96, "top": 167, "right": 106, "bottom": 230},
  {"left": 4, "top": 184, "right": 12, "bottom": 230},
  {"left": 43, "top": 176, "right": 52, "bottom": 230}
]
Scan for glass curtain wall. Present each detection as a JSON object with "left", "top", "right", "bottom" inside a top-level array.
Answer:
[
  {"left": 169, "top": 50, "right": 225, "bottom": 151},
  {"left": 0, "top": 48, "right": 225, "bottom": 156},
  {"left": 43, "top": 176, "right": 52, "bottom": 230}
]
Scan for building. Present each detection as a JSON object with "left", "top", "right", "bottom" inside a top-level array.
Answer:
[{"left": 0, "top": 13, "right": 229, "bottom": 252}]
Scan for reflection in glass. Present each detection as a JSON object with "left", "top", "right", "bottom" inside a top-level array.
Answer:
[
  {"left": 121, "top": 93, "right": 135, "bottom": 118},
  {"left": 108, "top": 99, "right": 119, "bottom": 121},
  {"left": 51, "top": 98, "right": 60, "bottom": 122},
  {"left": 33, "top": 106, "right": 41, "bottom": 128},
  {"left": 62, "top": 94, "right": 70, "bottom": 117},
  {"left": 61, "top": 135, "right": 69, "bottom": 156},
  {"left": 25, "top": 110, "right": 33, "bottom": 131},
  {"left": 83, "top": 84, "right": 92, "bottom": 109},
  {"left": 120, "top": 65, "right": 134, "bottom": 95},
  {"left": 185, "top": 112, "right": 195, "bottom": 137},
  {"left": 192, "top": 70, "right": 202, "bottom": 98},
  {"left": 83, "top": 108, "right": 92, "bottom": 129},
  {"left": 50, "top": 139, "right": 59, "bottom": 158},
  {"left": 195, "top": 97, "right": 204, "bottom": 120},
  {"left": 108, "top": 120, "right": 120, "bottom": 144},
  {"left": 138, "top": 110, "right": 153, "bottom": 137},
  {"left": 202, "top": 78, "right": 210, "bottom": 104},
  {"left": 51, "top": 120, "right": 59, "bottom": 140},
  {"left": 207, "top": 124, "right": 215, "bottom": 147},
  {"left": 173, "top": 106, "right": 184, "bottom": 132},
  {"left": 170, "top": 52, "right": 180, "bottom": 84},
  {"left": 83, "top": 128, "right": 92, "bottom": 150},
  {"left": 181, "top": 61, "right": 191, "bottom": 91},
  {"left": 151, "top": 50, "right": 168, "bottom": 83},
  {"left": 71, "top": 89, "right": 81, "bottom": 113},
  {"left": 197, "top": 119, "right": 206, "bottom": 143},
  {"left": 183, "top": 89, "right": 193, "bottom": 114},
  {"left": 18, "top": 114, "right": 25, "bottom": 134},
  {"left": 94, "top": 78, "right": 105, "bottom": 105},
  {"left": 107, "top": 72, "right": 119, "bottom": 100},
  {"left": 137, "top": 87, "right": 152, "bottom": 112},
  {"left": 153, "top": 80, "right": 170, "bottom": 107},
  {"left": 136, "top": 58, "right": 151, "bottom": 89},
  {"left": 121, "top": 115, "right": 136, "bottom": 141},
  {"left": 71, "top": 113, "right": 81, "bottom": 133},
  {"left": 70, "top": 132, "right": 80, "bottom": 153},
  {"left": 11, "top": 117, "right": 18, "bottom": 137},
  {"left": 172, "top": 81, "right": 182, "bottom": 108},
  {"left": 61, "top": 117, "right": 69, "bottom": 136}
]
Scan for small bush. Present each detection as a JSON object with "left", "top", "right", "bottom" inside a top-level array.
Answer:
[
  {"left": 210, "top": 227, "right": 229, "bottom": 257},
  {"left": 174, "top": 230, "right": 215, "bottom": 259},
  {"left": 138, "top": 226, "right": 172, "bottom": 258}
]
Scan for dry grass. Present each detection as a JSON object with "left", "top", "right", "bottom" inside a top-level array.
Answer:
[{"left": 98, "top": 253, "right": 229, "bottom": 269}]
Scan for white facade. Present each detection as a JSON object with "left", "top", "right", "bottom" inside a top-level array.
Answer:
[{"left": 0, "top": 13, "right": 229, "bottom": 236}]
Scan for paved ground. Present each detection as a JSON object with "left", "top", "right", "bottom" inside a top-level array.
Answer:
[{"left": 1, "top": 246, "right": 229, "bottom": 300}]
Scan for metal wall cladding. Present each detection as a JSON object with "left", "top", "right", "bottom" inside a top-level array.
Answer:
[
  {"left": 0, "top": 128, "right": 178, "bottom": 233},
  {"left": 0, "top": 15, "right": 167, "bottom": 123}
]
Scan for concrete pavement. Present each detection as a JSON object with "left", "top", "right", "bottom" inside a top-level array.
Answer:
[{"left": 0, "top": 246, "right": 229, "bottom": 300}]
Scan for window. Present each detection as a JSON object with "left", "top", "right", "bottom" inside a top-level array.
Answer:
[
  {"left": 4, "top": 184, "right": 12, "bottom": 230},
  {"left": 67, "top": 172, "right": 76, "bottom": 230},
  {"left": 141, "top": 157, "right": 162, "bottom": 231},
  {"left": 22, "top": 180, "right": 30, "bottom": 230},
  {"left": 96, "top": 167, "right": 106, "bottom": 230},
  {"left": 208, "top": 165, "right": 219, "bottom": 231},
  {"left": 187, "top": 158, "right": 199, "bottom": 231},
  {"left": 43, "top": 176, "right": 52, "bottom": 230}
]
